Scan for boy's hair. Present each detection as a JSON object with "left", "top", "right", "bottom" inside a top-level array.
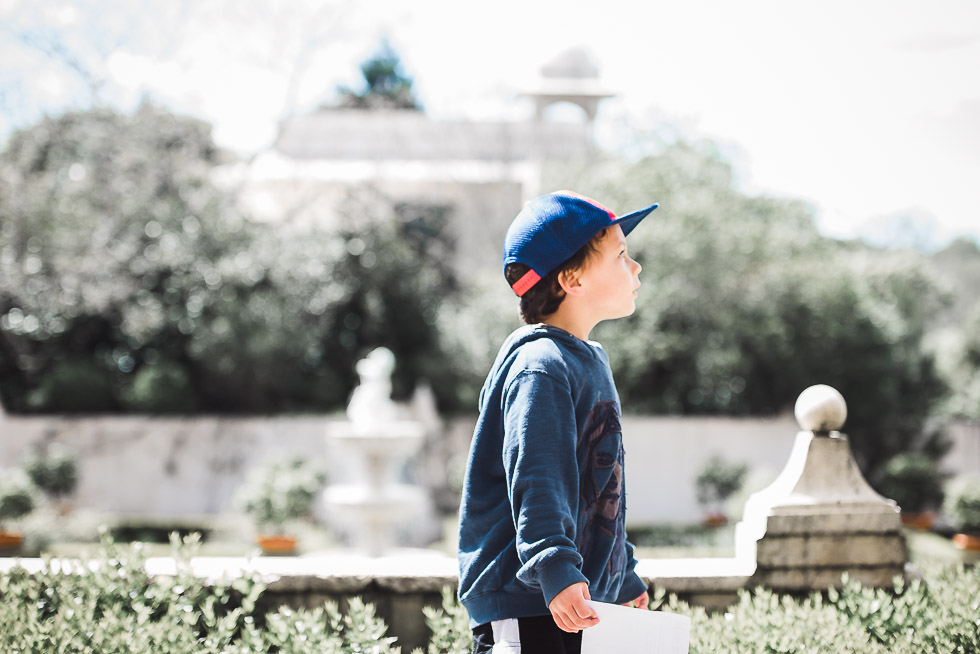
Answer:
[{"left": 505, "top": 228, "right": 608, "bottom": 324}]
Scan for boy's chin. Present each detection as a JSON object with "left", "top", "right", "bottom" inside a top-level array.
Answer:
[
  {"left": 595, "top": 302, "right": 637, "bottom": 325},
  {"left": 610, "top": 303, "right": 637, "bottom": 320}
]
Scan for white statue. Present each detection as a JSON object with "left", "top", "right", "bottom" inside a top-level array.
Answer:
[{"left": 346, "top": 347, "right": 398, "bottom": 427}]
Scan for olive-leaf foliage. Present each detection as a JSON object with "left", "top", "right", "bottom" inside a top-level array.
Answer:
[{"left": 0, "top": 103, "right": 459, "bottom": 414}]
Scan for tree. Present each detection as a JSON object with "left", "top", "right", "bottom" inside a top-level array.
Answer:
[
  {"left": 0, "top": 102, "right": 239, "bottom": 412},
  {"left": 928, "top": 237, "right": 980, "bottom": 327},
  {"left": 0, "top": 105, "right": 456, "bottom": 413},
  {"left": 536, "top": 141, "right": 951, "bottom": 482},
  {"left": 332, "top": 38, "right": 421, "bottom": 111},
  {"left": 938, "top": 306, "right": 980, "bottom": 422}
]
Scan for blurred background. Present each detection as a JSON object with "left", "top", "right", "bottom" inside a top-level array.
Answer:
[{"left": 0, "top": 0, "right": 978, "bottom": 556}]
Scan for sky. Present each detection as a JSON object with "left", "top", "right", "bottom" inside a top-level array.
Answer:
[{"left": 1, "top": 0, "right": 978, "bottom": 246}]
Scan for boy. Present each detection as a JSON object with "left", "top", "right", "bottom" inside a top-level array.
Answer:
[{"left": 458, "top": 190, "right": 658, "bottom": 653}]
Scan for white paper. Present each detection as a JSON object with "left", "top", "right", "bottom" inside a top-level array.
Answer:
[{"left": 580, "top": 601, "right": 690, "bottom": 654}]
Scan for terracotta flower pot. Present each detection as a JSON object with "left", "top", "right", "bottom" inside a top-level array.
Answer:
[
  {"left": 952, "top": 533, "right": 980, "bottom": 551},
  {"left": 256, "top": 535, "right": 297, "bottom": 555},
  {"left": 899, "top": 511, "right": 935, "bottom": 530},
  {"left": 0, "top": 531, "right": 24, "bottom": 550},
  {"left": 703, "top": 512, "right": 728, "bottom": 528}
]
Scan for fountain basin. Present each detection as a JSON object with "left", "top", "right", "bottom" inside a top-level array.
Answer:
[
  {"left": 324, "top": 484, "right": 428, "bottom": 557},
  {"left": 327, "top": 420, "right": 425, "bottom": 458},
  {"left": 325, "top": 484, "right": 427, "bottom": 515}
]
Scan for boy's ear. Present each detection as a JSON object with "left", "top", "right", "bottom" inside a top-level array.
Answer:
[{"left": 557, "top": 268, "right": 585, "bottom": 295}]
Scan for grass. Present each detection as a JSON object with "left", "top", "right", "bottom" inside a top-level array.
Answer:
[
  {"left": 630, "top": 522, "right": 736, "bottom": 559},
  {"left": 904, "top": 526, "right": 968, "bottom": 565},
  {"left": 6, "top": 506, "right": 339, "bottom": 559}
]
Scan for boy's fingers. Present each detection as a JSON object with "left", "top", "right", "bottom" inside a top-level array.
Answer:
[
  {"left": 573, "top": 600, "right": 597, "bottom": 621},
  {"left": 549, "top": 582, "right": 599, "bottom": 632},
  {"left": 553, "top": 610, "right": 596, "bottom": 633},
  {"left": 551, "top": 607, "right": 580, "bottom": 633},
  {"left": 563, "top": 615, "right": 583, "bottom": 633},
  {"left": 550, "top": 603, "right": 597, "bottom": 632},
  {"left": 568, "top": 601, "right": 598, "bottom": 629}
]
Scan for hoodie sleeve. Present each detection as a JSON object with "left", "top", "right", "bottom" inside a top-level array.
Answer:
[
  {"left": 502, "top": 369, "right": 588, "bottom": 607},
  {"left": 614, "top": 538, "right": 648, "bottom": 604}
]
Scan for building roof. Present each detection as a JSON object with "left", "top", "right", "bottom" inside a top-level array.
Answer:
[
  {"left": 520, "top": 46, "right": 615, "bottom": 108},
  {"left": 274, "top": 110, "right": 591, "bottom": 161},
  {"left": 541, "top": 47, "right": 601, "bottom": 79}
]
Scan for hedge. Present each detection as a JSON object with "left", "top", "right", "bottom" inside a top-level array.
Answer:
[{"left": 1, "top": 533, "right": 978, "bottom": 653}]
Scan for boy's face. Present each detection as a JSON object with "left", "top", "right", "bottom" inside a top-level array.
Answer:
[{"left": 573, "top": 224, "right": 642, "bottom": 321}]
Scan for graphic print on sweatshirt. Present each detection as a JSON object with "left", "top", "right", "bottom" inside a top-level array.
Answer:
[{"left": 577, "top": 399, "right": 627, "bottom": 579}]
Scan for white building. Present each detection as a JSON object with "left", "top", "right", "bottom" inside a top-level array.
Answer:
[{"left": 236, "top": 47, "right": 615, "bottom": 278}]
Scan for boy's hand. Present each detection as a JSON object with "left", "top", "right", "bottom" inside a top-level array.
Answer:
[
  {"left": 548, "top": 581, "right": 599, "bottom": 633},
  {"left": 622, "top": 591, "right": 649, "bottom": 610}
]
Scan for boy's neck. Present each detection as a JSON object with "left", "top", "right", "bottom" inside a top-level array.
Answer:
[{"left": 541, "top": 307, "right": 596, "bottom": 342}]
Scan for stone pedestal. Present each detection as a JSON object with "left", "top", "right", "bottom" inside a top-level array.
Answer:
[{"left": 734, "top": 385, "right": 906, "bottom": 591}]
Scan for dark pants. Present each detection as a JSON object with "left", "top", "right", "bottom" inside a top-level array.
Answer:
[{"left": 472, "top": 615, "right": 583, "bottom": 654}]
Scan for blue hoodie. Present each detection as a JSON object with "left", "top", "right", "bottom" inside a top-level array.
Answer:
[{"left": 457, "top": 323, "right": 646, "bottom": 627}]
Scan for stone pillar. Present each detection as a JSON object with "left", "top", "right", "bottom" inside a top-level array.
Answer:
[{"left": 734, "top": 385, "right": 907, "bottom": 591}]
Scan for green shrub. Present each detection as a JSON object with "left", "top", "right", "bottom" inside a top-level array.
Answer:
[
  {"left": 944, "top": 474, "right": 980, "bottom": 534},
  {"left": 0, "top": 469, "right": 37, "bottom": 528},
  {"left": 253, "top": 598, "right": 400, "bottom": 653},
  {"left": 877, "top": 452, "right": 945, "bottom": 513},
  {"left": 0, "top": 531, "right": 404, "bottom": 653},
  {"left": 122, "top": 361, "right": 200, "bottom": 413},
  {"left": 235, "top": 457, "right": 327, "bottom": 534},
  {"left": 684, "top": 588, "right": 892, "bottom": 653},
  {"left": 0, "top": 531, "right": 263, "bottom": 653},
  {"left": 829, "top": 567, "right": 980, "bottom": 653},
  {"left": 26, "top": 357, "right": 118, "bottom": 413},
  {"left": 627, "top": 523, "right": 723, "bottom": 548},
  {"left": 414, "top": 587, "right": 472, "bottom": 654},
  {"left": 694, "top": 455, "right": 748, "bottom": 515},
  {"left": 22, "top": 444, "right": 79, "bottom": 500},
  {"left": 687, "top": 567, "right": 979, "bottom": 653},
  {"left": 2, "top": 534, "right": 979, "bottom": 653},
  {"left": 420, "top": 567, "right": 980, "bottom": 654}
]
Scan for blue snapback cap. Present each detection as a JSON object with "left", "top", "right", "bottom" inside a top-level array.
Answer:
[{"left": 503, "top": 190, "right": 658, "bottom": 296}]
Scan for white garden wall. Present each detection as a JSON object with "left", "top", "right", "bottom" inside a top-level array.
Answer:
[{"left": 1, "top": 408, "right": 977, "bottom": 525}]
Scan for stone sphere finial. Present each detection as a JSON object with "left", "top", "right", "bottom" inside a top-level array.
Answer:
[{"left": 794, "top": 384, "right": 847, "bottom": 433}]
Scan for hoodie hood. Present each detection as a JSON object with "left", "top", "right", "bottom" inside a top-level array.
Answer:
[
  {"left": 478, "top": 323, "right": 606, "bottom": 412},
  {"left": 496, "top": 323, "right": 600, "bottom": 364}
]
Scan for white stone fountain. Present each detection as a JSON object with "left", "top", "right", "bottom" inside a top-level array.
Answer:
[{"left": 323, "top": 347, "right": 430, "bottom": 557}]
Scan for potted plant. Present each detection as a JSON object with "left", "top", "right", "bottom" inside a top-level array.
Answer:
[
  {"left": 695, "top": 455, "right": 748, "bottom": 527},
  {"left": 877, "top": 452, "right": 945, "bottom": 530},
  {"left": 944, "top": 474, "right": 980, "bottom": 558},
  {"left": 235, "top": 457, "right": 326, "bottom": 554},
  {"left": 23, "top": 444, "right": 79, "bottom": 514},
  {"left": 0, "top": 470, "right": 38, "bottom": 550}
]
